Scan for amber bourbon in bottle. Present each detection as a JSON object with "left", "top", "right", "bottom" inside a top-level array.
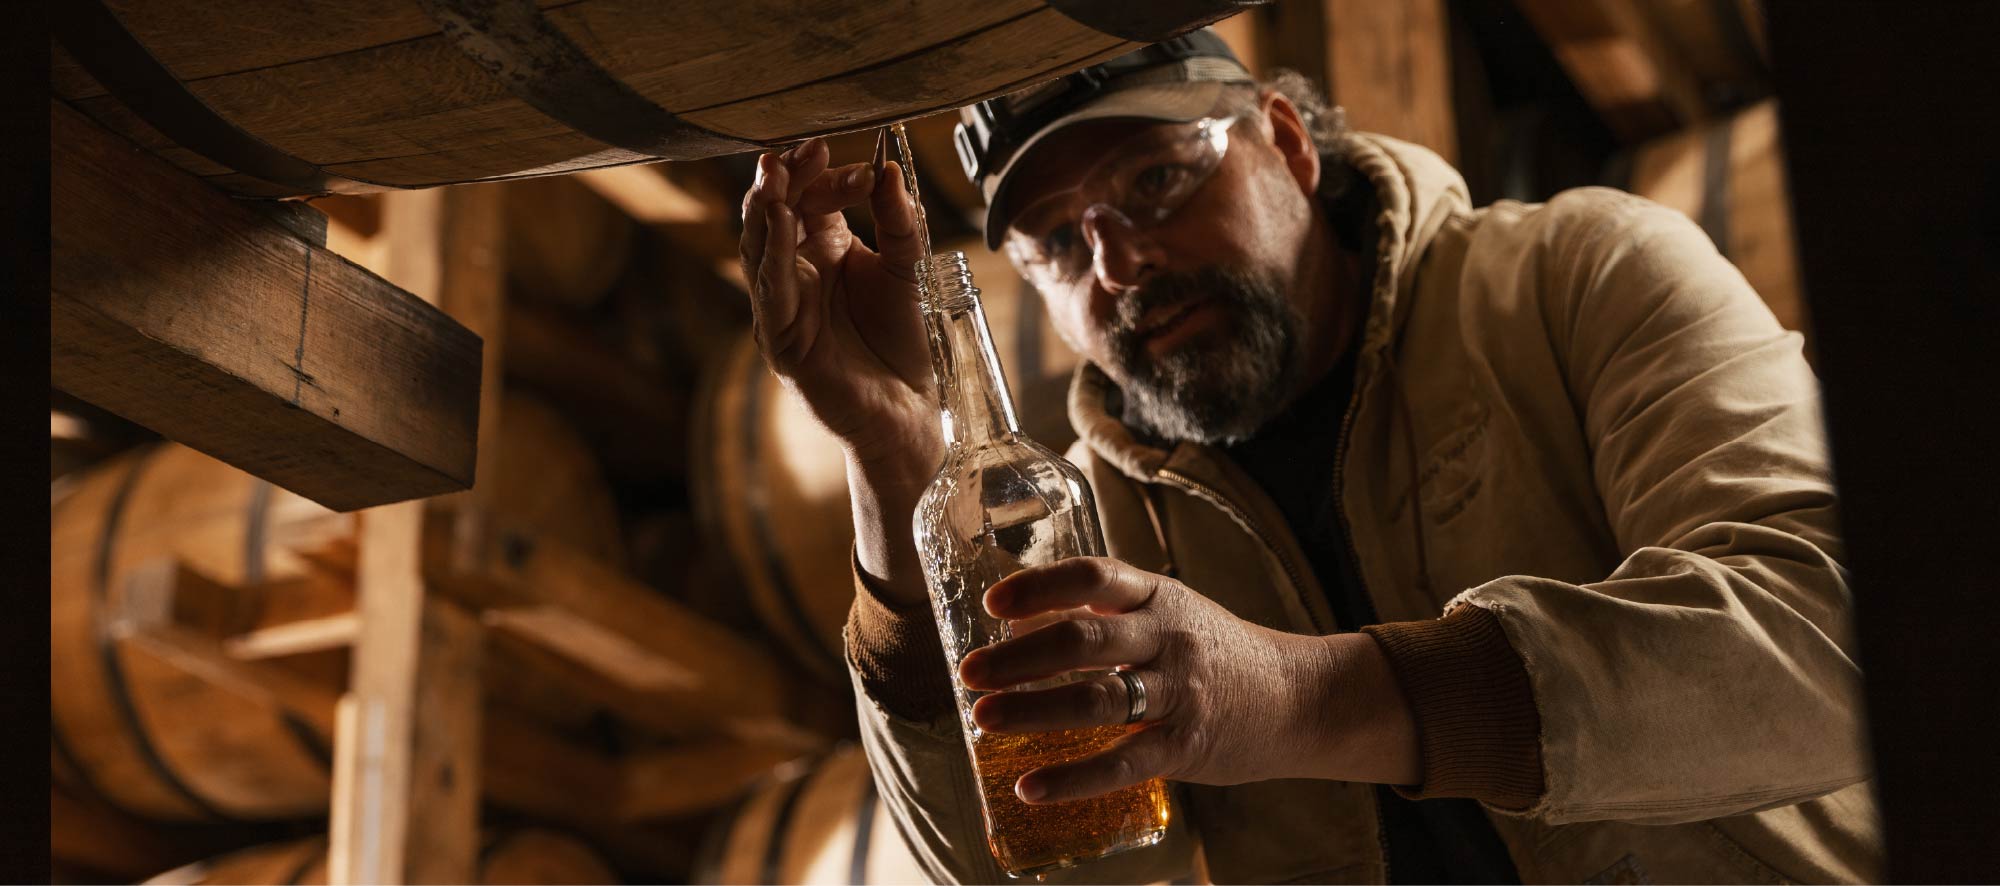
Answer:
[{"left": 910, "top": 251, "right": 1171, "bottom": 878}]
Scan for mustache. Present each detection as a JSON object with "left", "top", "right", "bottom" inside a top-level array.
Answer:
[{"left": 1108, "top": 268, "right": 1238, "bottom": 345}]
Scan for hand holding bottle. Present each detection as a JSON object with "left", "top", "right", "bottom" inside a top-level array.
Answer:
[{"left": 956, "top": 557, "right": 1424, "bottom": 803}]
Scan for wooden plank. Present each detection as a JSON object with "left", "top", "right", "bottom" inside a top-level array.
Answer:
[
  {"left": 109, "top": 560, "right": 342, "bottom": 736},
  {"left": 1323, "top": 0, "right": 1459, "bottom": 164},
  {"left": 575, "top": 164, "right": 711, "bottom": 223},
  {"left": 225, "top": 612, "right": 360, "bottom": 660},
  {"left": 417, "top": 184, "right": 511, "bottom": 547},
  {"left": 327, "top": 185, "right": 503, "bottom": 885},
  {"left": 329, "top": 503, "right": 482, "bottom": 886},
  {"left": 422, "top": 511, "right": 835, "bottom": 752},
  {"left": 1510, "top": 0, "right": 1709, "bottom": 141},
  {"left": 49, "top": 100, "right": 481, "bottom": 512},
  {"left": 1254, "top": 0, "right": 1458, "bottom": 163}
]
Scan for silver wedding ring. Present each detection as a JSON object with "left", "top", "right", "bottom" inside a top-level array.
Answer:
[{"left": 1117, "top": 669, "right": 1148, "bottom": 724}]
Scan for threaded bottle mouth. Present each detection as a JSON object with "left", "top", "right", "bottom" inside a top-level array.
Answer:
[{"left": 923, "top": 250, "right": 978, "bottom": 309}]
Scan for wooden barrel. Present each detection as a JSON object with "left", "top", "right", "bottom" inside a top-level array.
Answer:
[
  {"left": 48, "top": 1, "right": 1259, "bottom": 199},
  {"left": 690, "top": 240, "right": 1078, "bottom": 683},
  {"left": 698, "top": 746, "right": 925, "bottom": 886},
  {"left": 143, "top": 828, "right": 618, "bottom": 885},
  {"left": 503, "top": 175, "right": 637, "bottom": 309},
  {"left": 51, "top": 391, "right": 624, "bottom": 822},
  {"left": 1622, "top": 100, "right": 1807, "bottom": 341}
]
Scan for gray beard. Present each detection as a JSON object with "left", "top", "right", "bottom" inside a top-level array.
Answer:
[{"left": 1106, "top": 265, "right": 1304, "bottom": 446}]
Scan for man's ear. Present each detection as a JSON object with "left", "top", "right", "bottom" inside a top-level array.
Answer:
[{"left": 1259, "top": 89, "right": 1320, "bottom": 197}]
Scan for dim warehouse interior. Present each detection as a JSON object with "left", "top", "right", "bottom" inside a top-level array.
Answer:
[{"left": 37, "top": 1, "right": 2000, "bottom": 885}]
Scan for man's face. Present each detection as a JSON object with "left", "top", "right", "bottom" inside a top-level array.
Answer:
[{"left": 1000, "top": 110, "right": 1321, "bottom": 445}]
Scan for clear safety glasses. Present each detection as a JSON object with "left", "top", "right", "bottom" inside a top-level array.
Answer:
[{"left": 1003, "top": 115, "right": 1239, "bottom": 288}]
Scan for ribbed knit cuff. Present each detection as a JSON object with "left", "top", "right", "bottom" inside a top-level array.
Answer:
[
  {"left": 842, "top": 547, "right": 954, "bottom": 723},
  {"left": 1362, "top": 605, "right": 1545, "bottom": 810}
]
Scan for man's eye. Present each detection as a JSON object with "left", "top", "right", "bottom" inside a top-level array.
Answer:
[{"left": 1132, "top": 164, "right": 1187, "bottom": 199}]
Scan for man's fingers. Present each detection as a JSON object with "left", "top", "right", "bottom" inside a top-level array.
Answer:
[
  {"left": 795, "top": 162, "right": 879, "bottom": 216},
  {"left": 869, "top": 159, "right": 923, "bottom": 284},
  {"left": 740, "top": 152, "right": 791, "bottom": 272},
  {"left": 970, "top": 668, "right": 1165, "bottom": 732},
  {"left": 753, "top": 201, "right": 801, "bottom": 358},
  {"left": 784, "top": 137, "right": 829, "bottom": 204},
  {"left": 958, "top": 615, "right": 1159, "bottom": 690},
  {"left": 984, "top": 557, "right": 1167, "bottom": 619},
  {"left": 1016, "top": 725, "right": 1174, "bottom": 805}
]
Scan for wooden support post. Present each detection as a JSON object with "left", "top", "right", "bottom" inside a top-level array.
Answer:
[
  {"left": 1509, "top": 0, "right": 1710, "bottom": 142},
  {"left": 330, "top": 504, "right": 483, "bottom": 886},
  {"left": 1256, "top": 0, "right": 1458, "bottom": 164},
  {"left": 329, "top": 185, "right": 504, "bottom": 886},
  {"left": 49, "top": 101, "right": 482, "bottom": 512},
  {"left": 1324, "top": 0, "right": 1459, "bottom": 165}
]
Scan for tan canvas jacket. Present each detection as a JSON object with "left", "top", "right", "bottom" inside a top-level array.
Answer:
[{"left": 845, "top": 131, "right": 1882, "bottom": 884}]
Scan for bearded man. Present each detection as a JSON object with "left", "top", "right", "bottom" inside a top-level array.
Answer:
[{"left": 737, "top": 29, "right": 1879, "bottom": 884}]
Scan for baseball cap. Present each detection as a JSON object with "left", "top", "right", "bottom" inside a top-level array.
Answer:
[{"left": 955, "top": 28, "right": 1256, "bottom": 249}]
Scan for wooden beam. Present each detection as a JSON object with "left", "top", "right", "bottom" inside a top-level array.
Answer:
[
  {"left": 575, "top": 164, "right": 710, "bottom": 223},
  {"left": 422, "top": 512, "right": 834, "bottom": 752},
  {"left": 329, "top": 503, "right": 482, "bottom": 886},
  {"left": 1511, "top": 0, "right": 1709, "bottom": 142},
  {"left": 225, "top": 612, "right": 360, "bottom": 660},
  {"left": 49, "top": 101, "right": 482, "bottom": 512}
]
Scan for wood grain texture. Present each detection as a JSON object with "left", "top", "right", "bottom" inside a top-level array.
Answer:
[
  {"left": 1256, "top": 0, "right": 1457, "bottom": 163},
  {"left": 330, "top": 503, "right": 481, "bottom": 886},
  {"left": 53, "top": 0, "right": 1164, "bottom": 193},
  {"left": 1325, "top": 0, "right": 1458, "bottom": 164},
  {"left": 683, "top": 9, "right": 1135, "bottom": 139},
  {"left": 50, "top": 101, "right": 481, "bottom": 512}
]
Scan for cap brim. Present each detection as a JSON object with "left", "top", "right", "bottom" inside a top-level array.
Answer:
[{"left": 981, "top": 80, "right": 1230, "bottom": 250}]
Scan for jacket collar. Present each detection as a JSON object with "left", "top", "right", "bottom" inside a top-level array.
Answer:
[{"left": 1068, "top": 132, "right": 1473, "bottom": 482}]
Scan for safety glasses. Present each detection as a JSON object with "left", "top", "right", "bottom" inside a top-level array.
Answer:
[{"left": 1003, "top": 116, "right": 1239, "bottom": 289}]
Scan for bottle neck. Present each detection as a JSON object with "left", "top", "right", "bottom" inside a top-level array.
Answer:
[{"left": 922, "top": 254, "right": 1020, "bottom": 448}]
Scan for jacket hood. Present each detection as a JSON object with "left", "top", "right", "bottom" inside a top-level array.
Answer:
[{"left": 1068, "top": 132, "right": 1474, "bottom": 480}]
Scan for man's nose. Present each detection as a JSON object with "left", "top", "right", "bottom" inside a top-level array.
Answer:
[{"left": 1083, "top": 204, "right": 1161, "bottom": 294}]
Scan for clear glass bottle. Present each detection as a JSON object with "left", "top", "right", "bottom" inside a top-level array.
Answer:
[{"left": 911, "top": 251, "right": 1172, "bottom": 878}]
